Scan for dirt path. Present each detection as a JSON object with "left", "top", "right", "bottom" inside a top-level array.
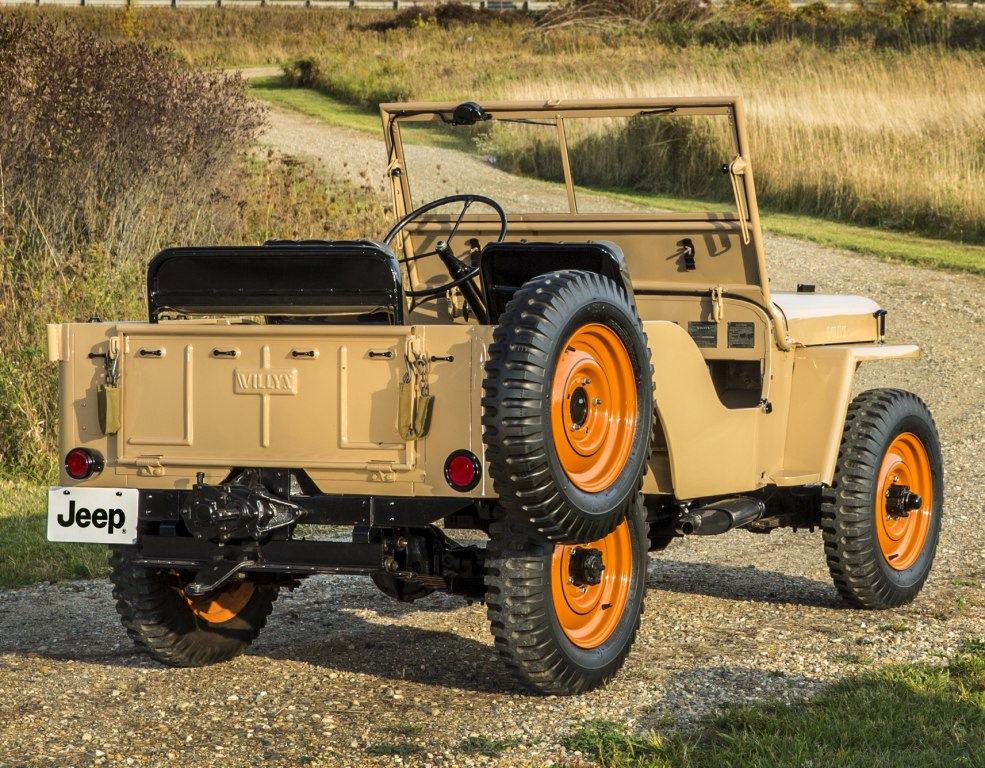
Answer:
[{"left": 1, "top": 106, "right": 983, "bottom": 768}]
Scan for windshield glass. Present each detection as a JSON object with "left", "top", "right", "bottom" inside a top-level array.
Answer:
[
  {"left": 399, "top": 116, "right": 570, "bottom": 213},
  {"left": 393, "top": 107, "right": 740, "bottom": 216}
]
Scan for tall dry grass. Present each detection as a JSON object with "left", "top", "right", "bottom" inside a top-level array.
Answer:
[{"left": 503, "top": 43, "right": 985, "bottom": 239}]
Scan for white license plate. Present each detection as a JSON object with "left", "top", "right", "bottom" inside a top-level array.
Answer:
[{"left": 47, "top": 487, "right": 139, "bottom": 545}]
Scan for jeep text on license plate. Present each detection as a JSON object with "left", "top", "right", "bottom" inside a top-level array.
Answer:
[{"left": 47, "top": 487, "right": 139, "bottom": 545}]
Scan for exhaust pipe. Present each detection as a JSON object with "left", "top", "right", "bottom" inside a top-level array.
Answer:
[{"left": 673, "top": 497, "right": 765, "bottom": 536}]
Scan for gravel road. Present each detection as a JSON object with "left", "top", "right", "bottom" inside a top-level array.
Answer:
[{"left": 1, "top": 106, "right": 983, "bottom": 768}]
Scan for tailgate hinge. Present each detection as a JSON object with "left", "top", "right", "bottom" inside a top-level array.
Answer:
[{"left": 368, "top": 462, "right": 396, "bottom": 483}]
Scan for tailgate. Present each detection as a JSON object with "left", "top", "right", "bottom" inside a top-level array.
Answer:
[{"left": 118, "top": 326, "right": 415, "bottom": 471}]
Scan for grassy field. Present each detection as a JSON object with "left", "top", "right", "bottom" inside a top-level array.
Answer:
[
  {"left": 11, "top": 5, "right": 985, "bottom": 244},
  {"left": 556, "top": 645, "right": 985, "bottom": 766},
  {"left": 251, "top": 76, "right": 985, "bottom": 276},
  {"left": 0, "top": 482, "right": 109, "bottom": 587}
]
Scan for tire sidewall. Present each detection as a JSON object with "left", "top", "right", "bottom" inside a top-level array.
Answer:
[{"left": 540, "top": 292, "right": 652, "bottom": 520}]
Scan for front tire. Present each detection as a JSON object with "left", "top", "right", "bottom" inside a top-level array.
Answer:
[
  {"left": 109, "top": 547, "right": 278, "bottom": 667},
  {"left": 485, "top": 496, "right": 648, "bottom": 695},
  {"left": 822, "top": 389, "right": 943, "bottom": 609}
]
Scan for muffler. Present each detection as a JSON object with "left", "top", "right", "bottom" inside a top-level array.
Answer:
[{"left": 674, "top": 497, "right": 765, "bottom": 536}]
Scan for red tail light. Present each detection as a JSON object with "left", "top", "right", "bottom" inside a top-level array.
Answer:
[
  {"left": 65, "top": 448, "right": 103, "bottom": 480},
  {"left": 445, "top": 450, "right": 481, "bottom": 492}
]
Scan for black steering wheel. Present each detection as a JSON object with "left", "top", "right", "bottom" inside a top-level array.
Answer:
[{"left": 383, "top": 194, "right": 507, "bottom": 318}]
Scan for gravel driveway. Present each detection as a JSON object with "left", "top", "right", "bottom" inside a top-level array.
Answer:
[{"left": 1, "top": 107, "right": 982, "bottom": 768}]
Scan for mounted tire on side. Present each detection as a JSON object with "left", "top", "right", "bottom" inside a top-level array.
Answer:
[
  {"left": 482, "top": 270, "right": 652, "bottom": 544},
  {"left": 822, "top": 389, "right": 943, "bottom": 609},
  {"left": 109, "top": 547, "right": 279, "bottom": 667},
  {"left": 485, "top": 495, "right": 648, "bottom": 695}
]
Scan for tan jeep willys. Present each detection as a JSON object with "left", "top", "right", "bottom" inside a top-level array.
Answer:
[{"left": 47, "top": 97, "right": 943, "bottom": 695}]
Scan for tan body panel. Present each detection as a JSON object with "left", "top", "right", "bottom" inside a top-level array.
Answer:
[
  {"left": 781, "top": 343, "right": 920, "bottom": 487},
  {"left": 772, "top": 293, "right": 882, "bottom": 346},
  {"left": 53, "top": 321, "right": 488, "bottom": 498},
  {"left": 643, "top": 320, "right": 763, "bottom": 499}
]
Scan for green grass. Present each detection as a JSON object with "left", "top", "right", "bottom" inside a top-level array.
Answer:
[
  {"left": 250, "top": 76, "right": 383, "bottom": 135},
  {"left": 391, "top": 722, "right": 425, "bottom": 738},
  {"left": 250, "top": 79, "right": 985, "bottom": 278},
  {"left": 364, "top": 741, "right": 423, "bottom": 757},
  {"left": 563, "top": 646, "right": 985, "bottom": 767},
  {"left": 0, "top": 482, "right": 109, "bottom": 588}
]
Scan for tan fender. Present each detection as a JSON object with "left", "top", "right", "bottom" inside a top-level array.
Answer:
[
  {"left": 645, "top": 321, "right": 761, "bottom": 500},
  {"left": 781, "top": 343, "right": 920, "bottom": 487}
]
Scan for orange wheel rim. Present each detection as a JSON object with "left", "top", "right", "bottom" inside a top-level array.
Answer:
[
  {"left": 876, "top": 432, "right": 933, "bottom": 571},
  {"left": 550, "top": 323, "right": 637, "bottom": 493},
  {"left": 550, "top": 520, "right": 632, "bottom": 649},
  {"left": 180, "top": 581, "right": 255, "bottom": 624}
]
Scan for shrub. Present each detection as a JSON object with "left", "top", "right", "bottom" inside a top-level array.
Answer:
[
  {"left": 539, "top": 0, "right": 710, "bottom": 31},
  {"left": 0, "top": 17, "right": 263, "bottom": 480},
  {"left": 283, "top": 57, "right": 321, "bottom": 88},
  {"left": 368, "top": 2, "right": 527, "bottom": 32}
]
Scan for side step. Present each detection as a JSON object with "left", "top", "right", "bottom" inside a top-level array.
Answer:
[{"left": 674, "top": 497, "right": 765, "bottom": 536}]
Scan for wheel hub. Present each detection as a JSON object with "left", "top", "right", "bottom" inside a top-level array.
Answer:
[
  {"left": 569, "top": 386, "right": 590, "bottom": 430},
  {"left": 885, "top": 483, "right": 922, "bottom": 519},
  {"left": 568, "top": 547, "right": 605, "bottom": 586}
]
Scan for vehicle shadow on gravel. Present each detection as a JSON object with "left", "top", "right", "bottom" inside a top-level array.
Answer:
[
  {"left": 647, "top": 558, "right": 843, "bottom": 608},
  {"left": 258, "top": 612, "right": 518, "bottom": 694}
]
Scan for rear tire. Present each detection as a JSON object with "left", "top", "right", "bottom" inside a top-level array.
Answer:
[
  {"left": 822, "top": 389, "right": 943, "bottom": 609},
  {"left": 109, "top": 547, "right": 278, "bottom": 667},
  {"left": 482, "top": 270, "right": 652, "bottom": 544},
  {"left": 485, "top": 496, "right": 647, "bottom": 695}
]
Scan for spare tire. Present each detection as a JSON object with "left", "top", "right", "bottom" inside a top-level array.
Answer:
[{"left": 482, "top": 270, "right": 652, "bottom": 543}]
